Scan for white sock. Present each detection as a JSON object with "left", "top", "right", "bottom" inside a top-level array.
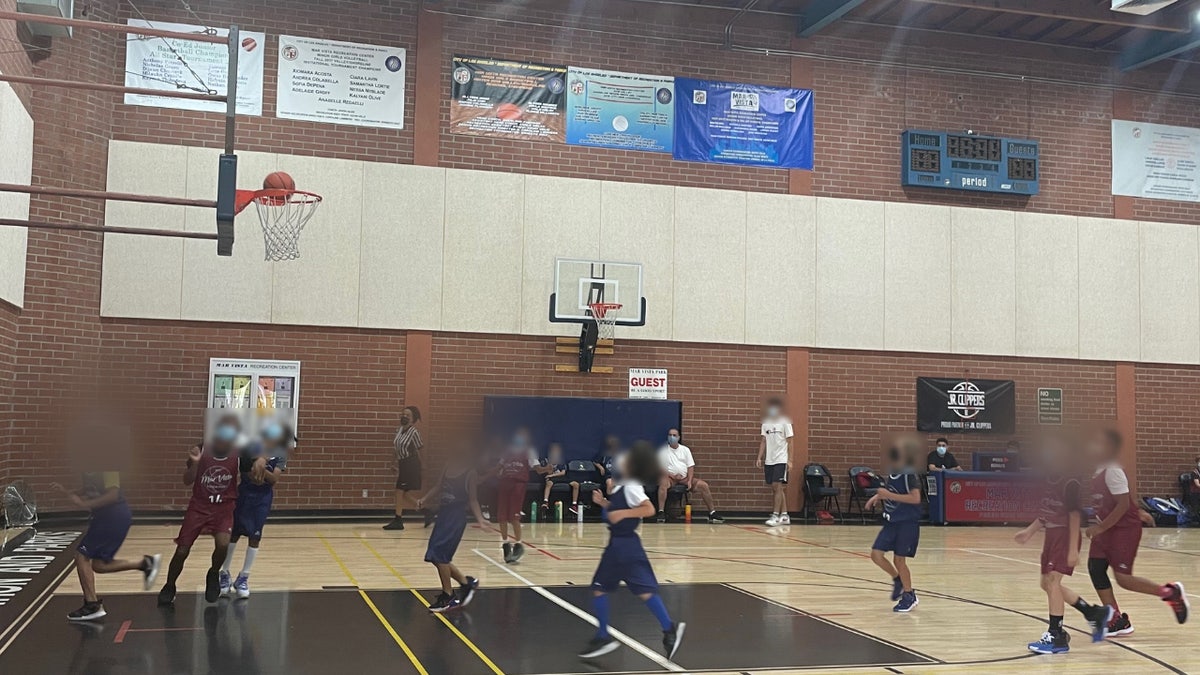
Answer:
[
  {"left": 222, "top": 542, "right": 237, "bottom": 573},
  {"left": 239, "top": 547, "right": 258, "bottom": 578}
]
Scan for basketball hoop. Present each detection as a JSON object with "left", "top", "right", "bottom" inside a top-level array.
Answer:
[
  {"left": 235, "top": 189, "right": 322, "bottom": 261},
  {"left": 588, "top": 302, "right": 622, "bottom": 341}
]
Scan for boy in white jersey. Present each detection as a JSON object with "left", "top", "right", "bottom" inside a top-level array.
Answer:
[{"left": 755, "top": 397, "right": 794, "bottom": 526}]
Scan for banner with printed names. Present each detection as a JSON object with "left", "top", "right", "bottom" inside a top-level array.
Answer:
[
  {"left": 276, "top": 36, "right": 406, "bottom": 129},
  {"left": 566, "top": 67, "right": 674, "bottom": 153},
  {"left": 673, "top": 77, "right": 813, "bottom": 169},
  {"left": 1112, "top": 120, "right": 1200, "bottom": 203},
  {"left": 123, "top": 20, "right": 264, "bottom": 116},
  {"left": 450, "top": 55, "right": 567, "bottom": 142}
]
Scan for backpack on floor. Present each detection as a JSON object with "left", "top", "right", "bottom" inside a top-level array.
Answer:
[{"left": 1143, "top": 497, "right": 1181, "bottom": 528}]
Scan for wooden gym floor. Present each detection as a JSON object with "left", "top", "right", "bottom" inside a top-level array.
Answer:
[{"left": 1, "top": 520, "right": 1196, "bottom": 674}]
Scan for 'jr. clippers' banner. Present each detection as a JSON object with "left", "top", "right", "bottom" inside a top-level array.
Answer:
[
  {"left": 916, "top": 378, "right": 1016, "bottom": 434},
  {"left": 673, "top": 77, "right": 813, "bottom": 169}
]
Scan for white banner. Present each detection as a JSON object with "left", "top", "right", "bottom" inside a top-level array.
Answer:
[
  {"left": 124, "top": 20, "right": 264, "bottom": 116},
  {"left": 276, "top": 35, "right": 406, "bottom": 130},
  {"left": 1112, "top": 120, "right": 1200, "bottom": 203},
  {"left": 629, "top": 368, "right": 668, "bottom": 400}
]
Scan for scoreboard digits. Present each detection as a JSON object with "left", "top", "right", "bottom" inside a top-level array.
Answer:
[{"left": 902, "top": 130, "right": 1039, "bottom": 196}]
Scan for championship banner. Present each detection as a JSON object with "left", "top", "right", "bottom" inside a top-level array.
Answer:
[
  {"left": 124, "top": 20, "right": 264, "bottom": 116},
  {"left": 566, "top": 67, "right": 674, "bottom": 153},
  {"left": 916, "top": 378, "right": 1016, "bottom": 433},
  {"left": 450, "top": 55, "right": 566, "bottom": 142},
  {"left": 673, "top": 77, "right": 813, "bottom": 169},
  {"left": 1112, "top": 120, "right": 1200, "bottom": 203},
  {"left": 276, "top": 36, "right": 406, "bottom": 130},
  {"left": 943, "top": 476, "right": 1041, "bottom": 523}
]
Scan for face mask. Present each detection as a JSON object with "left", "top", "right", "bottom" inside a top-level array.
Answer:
[
  {"left": 262, "top": 423, "right": 283, "bottom": 441},
  {"left": 513, "top": 434, "right": 528, "bottom": 447},
  {"left": 765, "top": 406, "right": 780, "bottom": 418},
  {"left": 936, "top": 446, "right": 947, "bottom": 456},
  {"left": 216, "top": 424, "right": 238, "bottom": 442},
  {"left": 668, "top": 435, "right": 679, "bottom": 444}
]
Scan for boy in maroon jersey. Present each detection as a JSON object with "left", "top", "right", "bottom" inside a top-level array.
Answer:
[
  {"left": 1015, "top": 435, "right": 1113, "bottom": 654},
  {"left": 157, "top": 414, "right": 261, "bottom": 605},
  {"left": 1083, "top": 429, "right": 1187, "bottom": 632}
]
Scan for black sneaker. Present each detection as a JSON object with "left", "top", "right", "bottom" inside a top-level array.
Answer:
[
  {"left": 68, "top": 601, "right": 106, "bottom": 622},
  {"left": 708, "top": 512, "right": 725, "bottom": 524},
  {"left": 1163, "top": 582, "right": 1189, "bottom": 624},
  {"left": 1108, "top": 611, "right": 1134, "bottom": 637},
  {"left": 511, "top": 542, "right": 526, "bottom": 563},
  {"left": 142, "top": 554, "right": 162, "bottom": 591},
  {"left": 382, "top": 517, "right": 405, "bottom": 531},
  {"left": 578, "top": 635, "right": 620, "bottom": 659},
  {"left": 459, "top": 577, "right": 480, "bottom": 607},
  {"left": 663, "top": 621, "right": 685, "bottom": 659},
  {"left": 204, "top": 567, "right": 221, "bottom": 603},
  {"left": 1084, "top": 604, "right": 1114, "bottom": 642},
  {"left": 502, "top": 542, "right": 514, "bottom": 563},
  {"left": 656, "top": 511, "right": 666, "bottom": 523},
  {"left": 428, "top": 592, "right": 461, "bottom": 613},
  {"left": 157, "top": 583, "right": 177, "bottom": 606},
  {"left": 423, "top": 509, "right": 436, "bottom": 528}
]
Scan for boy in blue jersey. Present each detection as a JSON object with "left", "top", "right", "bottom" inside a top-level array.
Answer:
[
  {"left": 418, "top": 440, "right": 487, "bottom": 613},
  {"left": 866, "top": 440, "right": 923, "bottom": 612},
  {"left": 219, "top": 419, "right": 290, "bottom": 599},
  {"left": 580, "top": 441, "right": 686, "bottom": 661}
]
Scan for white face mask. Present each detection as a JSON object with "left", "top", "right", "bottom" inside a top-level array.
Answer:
[{"left": 765, "top": 406, "right": 780, "bottom": 418}]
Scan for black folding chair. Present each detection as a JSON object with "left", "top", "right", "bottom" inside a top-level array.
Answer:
[
  {"left": 847, "top": 465, "right": 881, "bottom": 524},
  {"left": 802, "top": 463, "right": 842, "bottom": 523}
]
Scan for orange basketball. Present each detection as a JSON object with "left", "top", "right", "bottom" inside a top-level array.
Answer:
[
  {"left": 242, "top": 37, "right": 258, "bottom": 52},
  {"left": 263, "top": 171, "right": 295, "bottom": 191},
  {"left": 495, "top": 103, "right": 523, "bottom": 121}
]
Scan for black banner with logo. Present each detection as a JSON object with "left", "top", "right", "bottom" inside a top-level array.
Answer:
[{"left": 916, "top": 378, "right": 1016, "bottom": 433}]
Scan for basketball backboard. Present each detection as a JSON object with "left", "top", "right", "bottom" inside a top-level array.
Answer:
[{"left": 549, "top": 258, "right": 646, "bottom": 326}]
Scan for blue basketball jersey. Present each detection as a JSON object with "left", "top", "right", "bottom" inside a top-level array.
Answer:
[
  {"left": 438, "top": 469, "right": 473, "bottom": 511},
  {"left": 239, "top": 443, "right": 287, "bottom": 499},
  {"left": 882, "top": 469, "right": 921, "bottom": 523},
  {"left": 605, "top": 482, "right": 649, "bottom": 538}
]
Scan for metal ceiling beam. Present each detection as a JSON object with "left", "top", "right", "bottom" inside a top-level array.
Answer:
[
  {"left": 797, "top": 0, "right": 868, "bottom": 36},
  {"left": 909, "top": 0, "right": 1191, "bottom": 33},
  {"left": 1120, "top": 26, "right": 1200, "bottom": 70}
]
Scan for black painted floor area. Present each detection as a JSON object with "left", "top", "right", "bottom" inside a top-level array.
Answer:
[{"left": 0, "top": 585, "right": 934, "bottom": 674}]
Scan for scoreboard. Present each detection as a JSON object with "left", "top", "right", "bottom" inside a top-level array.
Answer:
[{"left": 901, "top": 130, "right": 1039, "bottom": 196}]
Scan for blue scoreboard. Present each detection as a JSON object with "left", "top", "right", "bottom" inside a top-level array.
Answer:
[{"left": 901, "top": 130, "right": 1039, "bottom": 196}]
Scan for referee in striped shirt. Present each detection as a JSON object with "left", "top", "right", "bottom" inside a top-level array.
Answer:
[{"left": 384, "top": 406, "right": 429, "bottom": 530}]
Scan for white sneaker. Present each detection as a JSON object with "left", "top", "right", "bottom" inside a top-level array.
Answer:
[
  {"left": 778, "top": 514, "right": 791, "bottom": 525},
  {"left": 765, "top": 514, "right": 780, "bottom": 526},
  {"left": 234, "top": 574, "right": 250, "bottom": 599}
]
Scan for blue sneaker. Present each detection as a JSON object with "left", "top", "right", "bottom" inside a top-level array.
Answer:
[
  {"left": 428, "top": 592, "right": 461, "bottom": 613},
  {"left": 233, "top": 574, "right": 250, "bottom": 599},
  {"left": 218, "top": 570, "right": 232, "bottom": 597},
  {"left": 1028, "top": 630, "right": 1070, "bottom": 654},
  {"left": 891, "top": 577, "right": 904, "bottom": 601},
  {"left": 1085, "top": 604, "right": 1113, "bottom": 642},
  {"left": 893, "top": 591, "right": 918, "bottom": 612},
  {"left": 458, "top": 577, "right": 480, "bottom": 607}
]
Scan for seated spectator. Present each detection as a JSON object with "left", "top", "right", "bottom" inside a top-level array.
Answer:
[
  {"left": 927, "top": 438, "right": 961, "bottom": 472},
  {"left": 594, "top": 435, "right": 623, "bottom": 493},
  {"left": 656, "top": 429, "right": 723, "bottom": 524},
  {"left": 540, "top": 443, "right": 578, "bottom": 514},
  {"left": 1188, "top": 457, "right": 1200, "bottom": 508}
]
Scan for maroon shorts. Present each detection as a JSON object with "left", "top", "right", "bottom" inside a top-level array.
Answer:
[
  {"left": 1088, "top": 522, "right": 1142, "bottom": 574},
  {"left": 1040, "top": 526, "right": 1080, "bottom": 575},
  {"left": 496, "top": 478, "right": 527, "bottom": 523},
  {"left": 174, "top": 504, "right": 235, "bottom": 547}
]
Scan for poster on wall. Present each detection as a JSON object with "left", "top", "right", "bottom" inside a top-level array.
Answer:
[
  {"left": 1038, "top": 388, "right": 1063, "bottom": 425},
  {"left": 943, "top": 477, "right": 1041, "bottom": 523},
  {"left": 673, "top": 77, "right": 813, "bottom": 169},
  {"left": 276, "top": 36, "right": 406, "bottom": 129},
  {"left": 449, "top": 55, "right": 567, "bottom": 142},
  {"left": 628, "top": 368, "right": 668, "bottom": 399},
  {"left": 208, "top": 358, "right": 301, "bottom": 429},
  {"left": 916, "top": 377, "right": 1015, "bottom": 433},
  {"left": 565, "top": 67, "right": 674, "bottom": 153},
  {"left": 1112, "top": 120, "right": 1200, "bottom": 203},
  {"left": 124, "top": 20, "right": 264, "bottom": 116}
]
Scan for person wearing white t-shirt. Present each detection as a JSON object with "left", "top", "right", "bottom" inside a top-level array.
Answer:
[
  {"left": 756, "top": 398, "right": 794, "bottom": 526},
  {"left": 656, "top": 429, "right": 722, "bottom": 524}
]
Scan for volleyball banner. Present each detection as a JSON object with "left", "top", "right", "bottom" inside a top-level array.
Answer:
[
  {"left": 565, "top": 67, "right": 674, "bottom": 153},
  {"left": 449, "top": 55, "right": 567, "bottom": 142},
  {"left": 916, "top": 378, "right": 1016, "bottom": 434},
  {"left": 673, "top": 77, "right": 813, "bottom": 169}
]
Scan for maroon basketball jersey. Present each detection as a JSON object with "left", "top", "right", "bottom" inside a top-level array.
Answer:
[
  {"left": 1038, "top": 476, "right": 1081, "bottom": 529},
  {"left": 191, "top": 447, "right": 239, "bottom": 508},
  {"left": 1090, "top": 464, "right": 1140, "bottom": 528}
]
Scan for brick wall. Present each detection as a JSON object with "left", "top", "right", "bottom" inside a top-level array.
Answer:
[
  {"left": 0, "top": 301, "right": 17, "bottom": 484},
  {"left": 808, "top": 350, "right": 1118, "bottom": 490},
  {"left": 1134, "top": 364, "right": 1200, "bottom": 497},
  {"left": 0, "top": 0, "right": 34, "bottom": 111}
]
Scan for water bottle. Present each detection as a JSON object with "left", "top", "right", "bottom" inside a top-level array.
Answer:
[
  {"left": 684, "top": 504, "right": 692, "bottom": 523},
  {"left": 530, "top": 501, "right": 538, "bottom": 523}
]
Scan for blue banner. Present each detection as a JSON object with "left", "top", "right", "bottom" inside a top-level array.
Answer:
[
  {"left": 673, "top": 78, "right": 813, "bottom": 169},
  {"left": 566, "top": 67, "right": 674, "bottom": 153}
]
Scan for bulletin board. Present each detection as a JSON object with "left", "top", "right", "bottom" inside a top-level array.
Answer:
[{"left": 207, "top": 358, "right": 302, "bottom": 429}]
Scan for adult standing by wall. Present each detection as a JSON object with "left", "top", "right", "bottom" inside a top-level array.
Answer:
[{"left": 384, "top": 406, "right": 429, "bottom": 530}]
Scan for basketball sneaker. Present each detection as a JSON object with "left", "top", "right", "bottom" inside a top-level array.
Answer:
[
  {"left": 578, "top": 635, "right": 619, "bottom": 659},
  {"left": 891, "top": 577, "right": 904, "bottom": 601},
  {"left": 663, "top": 621, "right": 686, "bottom": 659},
  {"left": 234, "top": 575, "right": 250, "bottom": 599},
  {"left": 1027, "top": 630, "right": 1070, "bottom": 654},
  {"left": 382, "top": 516, "right": 405, "bottom": 530},
  {"left": 459, "top": 577, "right": 480, "bottom": 607},
  {"left": 204, "top": 567, "right": 222, "bottom": 603},
  {"left": 708, "top": 512, "right": 725, "bottom": 524},
  {"left": 511, "top": 542, "right": 526, "bottom": 562},
  {"left": 1107, "top": 612, "right": 1134, "bottom": 636},
  {"left": 778, "top": 514, "right": 791, "bottom": 525},
  {"left": 503, "top": 542, "right": 514, "bottom": 563},
  {"left": 428, "top": 592, "right": 461, "bottom": 613},
  {"left": 218, "top": 569, "right": 232, "bottom": 597},
  {"left": 157, "top": 583, "right": 177, "bottom": 606},
  {"left": 893, "top": 591, "right": 918, "bottom": 612},
  {"left": 142, "top": 554, "right": 161, "bottom": 591},
  {"left": 1084, "top": 604, "right": 1113, "bottom": 642},
  {"left": 68, "top": 600, "right": 106, "bottom": 622},
  {"left": 765, "top": 514, "right": 780, "bottom": 526},
  {"left": 1162, "top": 582, "right": 1189, "bottom": 624},
  {"left": 656, "top": 510, "right": 667, "bottom": 523}
]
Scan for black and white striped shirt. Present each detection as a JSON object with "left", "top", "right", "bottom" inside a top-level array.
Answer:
[{"left": 394, "top": 425, "right": 422, "bottom": 460}]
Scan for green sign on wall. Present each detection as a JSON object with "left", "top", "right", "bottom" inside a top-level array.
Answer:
[{"left": 1038, "top": 388, "right": 1063, "bottom": 425}]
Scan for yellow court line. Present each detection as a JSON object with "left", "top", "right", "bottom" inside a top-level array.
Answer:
[
  {"left": 358, "top": 535, "right": 507, "bottom": 675},
  {"left": 318, "top": 535, "right": 430, "bottom": 675}
]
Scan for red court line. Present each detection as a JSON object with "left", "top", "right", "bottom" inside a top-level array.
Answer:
[
  {"left": 471, "top": 523, "right": 562, "bottom": 560},
  {"left": 113, "top": 620, "right": 131, "bottom": 644},
  {"left": 113, "top": 620, "right": 203, "bottom": 644},
  {"left": 736, "top": 525, "right": 872, "bottom": 559}
]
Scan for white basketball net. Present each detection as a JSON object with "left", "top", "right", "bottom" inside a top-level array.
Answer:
[
  {"left": 3, "top": 480, "right": 37, "bottom": 529},
  {"left": 590, "top": 303, "right": 622, "bottom": 341},
  {"left": 252, "top": 191, "right": 322, "bottom": 262}
]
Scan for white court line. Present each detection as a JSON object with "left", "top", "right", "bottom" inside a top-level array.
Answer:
[
  {"left": 960, "top": 549, "right": 1038, "bottom": 566},
  {"left": 473, "top": 549, "right": 685, "bottom": 673}
]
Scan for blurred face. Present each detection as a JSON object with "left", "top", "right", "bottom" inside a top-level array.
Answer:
[
  {"left": 1086, "top": 431, "right": 1116, "bottom": 463},
  {"left": 764, "top": 402, "right": 781, "bottom": 418},
  {"left": 214, "top": 417, "right": 240, "bottom": 448},
  {"left": 935, "top": 441, "right": 948, "bottom": 456},
  {"left": 399, "top": 408, "right": 414, "bottom": 426},
  {"left": 549, "top": 444, "right": 563, "bottom": 462},
  {"left": 261, "top": 421, "right": 285, "bottom": 446}
]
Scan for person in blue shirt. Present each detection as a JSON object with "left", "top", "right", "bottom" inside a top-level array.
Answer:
[
  {"left": 418, "top": 440, "right": 487, "bottom": 613},
  {"left": 219, "top": 419, "right": 290, "bottom": 599},
  {"left": 594, "top": 435, "right": 623, "bottom": 493},
  {"left": 579, "top": 441, "right": 686, "bottom": 661},
  {"left": 866, "top": 440, "right": 923, "bottom": 612}
]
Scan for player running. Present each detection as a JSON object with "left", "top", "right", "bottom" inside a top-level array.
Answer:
[{"left": 220, "top": 418, "right": 291, "bottom": 599}]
